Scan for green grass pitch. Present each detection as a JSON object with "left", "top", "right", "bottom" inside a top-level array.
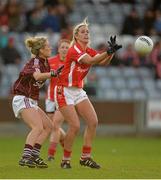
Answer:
[{"left": 0, "top": 136, "right": 160, "bottom": 179}]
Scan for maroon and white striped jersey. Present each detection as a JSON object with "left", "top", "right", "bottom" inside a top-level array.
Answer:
[{"left": 12, "top": 57, "right": 50, "bottom": 100}]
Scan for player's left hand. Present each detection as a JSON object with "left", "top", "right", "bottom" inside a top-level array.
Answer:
[{"left": 107, "top": 35, "right": 122, "bottom": 55}]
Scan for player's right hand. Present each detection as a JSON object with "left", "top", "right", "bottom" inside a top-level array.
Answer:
[
  {"left": 50, "top": 65, "right": 64, "bottom": 77},
  {"left": 56, "top": 65, "right": 64, "bottom": 75}
]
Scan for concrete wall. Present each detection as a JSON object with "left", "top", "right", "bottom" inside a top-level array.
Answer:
[
  {"left": 0, "top": 98, "right": 160, "bottom": 136},
  {"left": 0, "top": 98, "right": 137, "bottom": 124}
]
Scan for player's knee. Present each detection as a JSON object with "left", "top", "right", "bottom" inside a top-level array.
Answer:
[
  {"left": 45, "top": 125, "right": 52, "bottom": 135},
  {"left": 53, "top": 124, "right": 60, "bottom": 132},
  {"left": 33, "top": 126, "right": 44, "bottom": 135},
  {"left": 89, "top": 119, "right": 98, "bottom": 129},
  {"left": 71, "top": 124, "right": 80, "bottom": 135}
]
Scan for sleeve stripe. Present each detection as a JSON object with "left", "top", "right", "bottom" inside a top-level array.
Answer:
[
  {"left": 77, "top": 53, "right": 87, "bottom": 62},
  {"left": 74, "top": 45, "right": 81, "bottom": 53},
  {"left": 95, "top": 53, "right": 100, "bottom": 56}
]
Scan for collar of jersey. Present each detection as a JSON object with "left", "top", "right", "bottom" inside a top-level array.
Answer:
[
  {"left": 36, "top": 56, "right": 47, "bottom": 62},
  {"left": 75, "top": 42, "right": 89, "bottom": 53}
]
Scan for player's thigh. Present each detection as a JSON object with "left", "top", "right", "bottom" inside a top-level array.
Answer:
[
  {"left": 76, "top": 99, "right": 98, "bottom": 126},
  {"left": 38, "top": 107, "right": 53, "bottom": 130},
  {"left": 21, "top": 108, "right": 43, "bottom": 129},
  {"left": 60, "top": 105, "right": 80, "bottom": 128}
]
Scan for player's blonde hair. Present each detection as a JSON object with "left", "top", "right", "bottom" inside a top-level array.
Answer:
[
  {"left": 70, "top": 18, "right": 90, "bottom": 47},
  {"left": 25, "top": 36, "right": 48, "bottom": 56}
]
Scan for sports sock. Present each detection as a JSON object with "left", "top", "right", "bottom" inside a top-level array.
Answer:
[
  {"left": 48, "top": 142, "right": 58, "bottom": 157},
  {"left": 62, "top": 149, "right": 71, "bottom": 161},
  {"left": 32, "top": 143, "right": 41, "bottom": 158},
  {"left": 81, "top": 146, "right": 91, "bottom": 159},
  {"left": 22, "top": 144, "right": 33, "bottom": 159}
]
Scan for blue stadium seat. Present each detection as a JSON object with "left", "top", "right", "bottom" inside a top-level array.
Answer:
[
  {"left": 118, "top": 89, "right": 132, "bottom": 100},
  {"left": 132, "top": 89, "right": 147, "bottom": 100}
]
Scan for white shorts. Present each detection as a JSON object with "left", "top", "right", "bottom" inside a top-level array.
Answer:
[
  {"left": 45, "top": 99, "right": 56, "bottom": 113},
  {"left": 54, "top": 86, "right": 88, "bottom": 108},
  {"left": 12, "top": 95, "right": 38, "bottom": 118}
]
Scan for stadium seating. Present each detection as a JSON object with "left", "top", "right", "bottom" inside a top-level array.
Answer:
[
  {"left": 89, "top": 66, "right": 161, "bottom": 101},
  {"left": 126, "top": 77, "right": 142, "bottom": 90},
  {"left": 132, "top": 89, "right": 147, "bottom": 100},
  {"left": 0, "top": 31, "right": 160, "bottom": 101}
]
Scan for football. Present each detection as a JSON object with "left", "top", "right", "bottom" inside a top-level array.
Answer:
[{"left": 134, "top": 36, "right": 153, "bottom": 55}]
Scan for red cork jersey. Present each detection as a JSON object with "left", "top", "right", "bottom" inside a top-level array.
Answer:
[
  {"left": 46, "top": 55, "right": 65, "bottom": 101},
  {"left": 57, "top": 43, "right": 98, "bottom": 88}
]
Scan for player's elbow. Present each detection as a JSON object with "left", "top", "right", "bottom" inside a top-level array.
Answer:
[{"left": 90, "top": 61, "right": 96, "bottom": 65}]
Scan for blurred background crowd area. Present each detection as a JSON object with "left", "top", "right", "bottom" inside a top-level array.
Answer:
[{"left": 1, "top": 0, "right": 161, "bottom": 100}]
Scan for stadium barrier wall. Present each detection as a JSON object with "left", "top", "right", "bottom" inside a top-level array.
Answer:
[{"left": 0, "top": 98, "right": 160, "bottom": 135}]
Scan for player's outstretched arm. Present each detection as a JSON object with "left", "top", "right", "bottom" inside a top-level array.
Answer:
[{"left": 80, "top": 36, "right": 122, "bottom": 65}]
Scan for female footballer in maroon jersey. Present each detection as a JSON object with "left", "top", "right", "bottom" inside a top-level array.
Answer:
[
  {"left": 54, "top": 19, "right": 122, "bottom": 169},
  {"left": 12, "top": 36, "right": 63, "bottom": 168}
]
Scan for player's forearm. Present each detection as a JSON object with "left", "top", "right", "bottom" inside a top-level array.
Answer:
[
  {"left": 98, "top": 54, "right": 114, "bottom": 65},
  {"left": 33, "top": 72, "right": 51, "bottom": 81},
  {"left": 89, "top": 52, "right": 108, "bottom": 65}
]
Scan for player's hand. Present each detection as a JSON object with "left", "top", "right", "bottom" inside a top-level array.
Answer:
[
  {"left": 51, "top": 65, "right": 64, "bottom": 77},
  {"left": 56, "top": 65, "right": 64, "bottom": 75},
  {"left": 107, "top": 35, "right": 122, "bottom": 55}
]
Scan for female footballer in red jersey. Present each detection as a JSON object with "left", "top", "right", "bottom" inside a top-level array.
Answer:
[
  {"left": 54, "top": 19, "right": 122, "bottom": 169},
  {"left": 45, "top": 39, "right": 70, "bottom": 161},
  {"left": 12, "top": 36, "right": 63, "bottom": 168}
]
